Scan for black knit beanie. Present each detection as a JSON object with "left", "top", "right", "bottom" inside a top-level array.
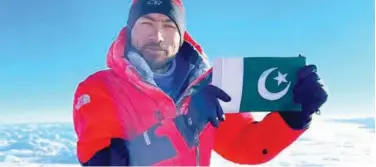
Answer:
[{"left": 127, "top": 0, "right": 186, "bottom": 45}]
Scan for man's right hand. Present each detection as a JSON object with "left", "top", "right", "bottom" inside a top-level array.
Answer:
[
  {"left": 173, "top": 84, "right": 231, "bottom": 148},
  {"left": 186, "top": 84, "right": 232, "bottom": 129}
]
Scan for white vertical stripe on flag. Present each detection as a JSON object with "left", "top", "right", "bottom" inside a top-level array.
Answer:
[{"left": 213, "top": 58, "right": 244, "bottom": 113}]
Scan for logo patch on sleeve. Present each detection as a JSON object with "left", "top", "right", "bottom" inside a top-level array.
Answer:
[{"left": 75, "top": 94, "right": 91, "bottom": 110}]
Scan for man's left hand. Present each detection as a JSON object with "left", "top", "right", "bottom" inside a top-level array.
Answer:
[
  {"left": 279, "top": 64, "right": 328, "bottom": 130},
  {"left": 293, "top": 64, "right": 328, "bottom": 114}
]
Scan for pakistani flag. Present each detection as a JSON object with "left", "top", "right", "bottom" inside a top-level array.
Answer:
[{"left": 212, "top": 56, "right": 306, "bottom": 113}]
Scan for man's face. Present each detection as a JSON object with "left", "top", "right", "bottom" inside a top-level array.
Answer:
[{"left": 130, "top": 13, "right": 180, "bottom": 71}]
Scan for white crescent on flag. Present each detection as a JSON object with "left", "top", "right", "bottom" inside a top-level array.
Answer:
[{"left": 257, "top": 67, "right": 291, "bottom": 101}]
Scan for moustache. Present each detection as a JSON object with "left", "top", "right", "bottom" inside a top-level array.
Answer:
[{"left": 142, "top": 43, "right": 167, "bottom": 51}]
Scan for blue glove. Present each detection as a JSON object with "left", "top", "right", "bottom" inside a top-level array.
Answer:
[
  {"left": 173, "top": 83, "right": 231, "bottom": 147},
  {"left": 293, "top": 64, "right": 328, "bottom": 114},
  {"left": 187, "top": 84, "right": 232, "bottom": 129},
  {"left": 279, "top": 64, "right": 328, "bottom": 129}
]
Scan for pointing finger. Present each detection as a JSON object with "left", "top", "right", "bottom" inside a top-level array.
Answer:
[{"left": 206, "top": 85, "right": 232, "bottom": 102}]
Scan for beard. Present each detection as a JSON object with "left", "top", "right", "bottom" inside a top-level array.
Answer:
[{"left": 139, "top": 42, "right": 174, "bottom": 71}]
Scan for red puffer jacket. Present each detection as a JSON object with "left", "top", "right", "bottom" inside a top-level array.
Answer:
[{"left": 73, "top": 27, "right": 307, "bottom": 166}]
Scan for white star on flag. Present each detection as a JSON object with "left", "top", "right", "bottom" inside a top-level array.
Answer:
[{"left": 274, "top": 71, "right": 288, "bottom": 86}]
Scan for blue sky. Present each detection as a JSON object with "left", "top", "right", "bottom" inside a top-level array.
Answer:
[{"left": 0, "top": 0, "right": 374, "bottom": 122}]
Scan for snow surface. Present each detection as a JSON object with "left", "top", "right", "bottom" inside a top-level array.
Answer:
[{"left": 0, "top": 114, "right": 374, "bottom": 167}]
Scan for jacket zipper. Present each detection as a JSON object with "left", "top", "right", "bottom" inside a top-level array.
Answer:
[
  {"left": 128, "top": 65, "right": 202, "bottom": 166},
  {"left": 171, "top": 83, "right": 201, "bottom": 166},
  {"left": 175, "top": 74, "right": 206, "bottom": 167},
  {"left": 194, "top": 131, "right": 200, "bottom": 166}
]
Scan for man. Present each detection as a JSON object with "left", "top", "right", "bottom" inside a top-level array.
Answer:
[{"left": 72, "top": 0, "right": 328, "bottom": 166}]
